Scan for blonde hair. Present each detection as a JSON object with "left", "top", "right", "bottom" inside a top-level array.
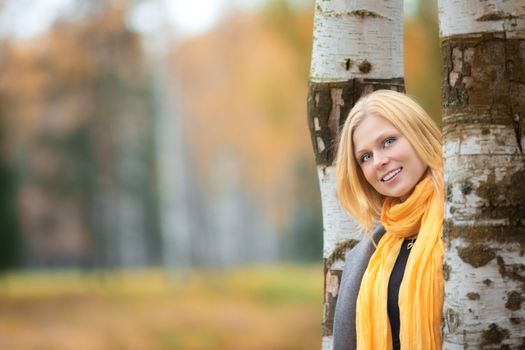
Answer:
[{"left": 335, "top": 90, "right": 443, "bottom": 232}]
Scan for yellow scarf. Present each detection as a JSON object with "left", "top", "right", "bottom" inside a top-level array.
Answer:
[{"left": 355, "top": 175, "right": 444, "bottom": 350}]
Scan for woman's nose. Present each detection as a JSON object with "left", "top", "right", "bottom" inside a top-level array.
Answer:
[{"left": 373, "top": 153, "right": 388, "bottom": 169}]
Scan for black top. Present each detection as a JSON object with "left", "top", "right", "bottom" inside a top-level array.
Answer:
[{"left": 387, "top": 238, "right": 413, "bottom": 350}]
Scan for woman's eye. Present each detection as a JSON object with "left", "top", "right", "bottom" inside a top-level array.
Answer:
[
  {"left": 384, "top": 137, "right": 396, "bottom": 147},
  {"left": 361, "top": 154, "right": 372, "bottom": 163}
]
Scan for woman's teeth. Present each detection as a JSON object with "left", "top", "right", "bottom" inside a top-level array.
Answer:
[{"left": 382, "top": 168, "right": 401, "bottom": 181}]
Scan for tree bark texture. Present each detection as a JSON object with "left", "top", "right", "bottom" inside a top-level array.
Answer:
[
  {"left": 307, "top": 1, "right": 404, "bottom": 348},
  {"left": 439, "top": 1, "right": 525, "bottom": 348}
]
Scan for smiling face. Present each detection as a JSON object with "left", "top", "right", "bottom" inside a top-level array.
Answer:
[{"left": 352, "top": 114, "right": 428, "bottom": 202}]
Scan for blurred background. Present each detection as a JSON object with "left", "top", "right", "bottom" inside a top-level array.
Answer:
[{"left": 0, "top": 0, "right": 440, "bottom": 349}]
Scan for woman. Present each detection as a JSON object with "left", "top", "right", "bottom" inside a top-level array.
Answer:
[{"left": 332, "top": 90, "right": 444, "bottom": 350}]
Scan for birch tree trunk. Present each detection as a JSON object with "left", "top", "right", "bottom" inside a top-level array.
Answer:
[
  {"left": 438, "top": 1, "right": 525, "bottom": 348},
  {"left": 307, "top": 1, "right": 404, "bottom": 348},
  {"left": 147, "top": 13, "right": 193, "bottom": 273}
]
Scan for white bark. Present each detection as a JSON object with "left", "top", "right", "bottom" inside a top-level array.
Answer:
[
  {"left": 322, "top": 336, "right": 334, "bottom": 350},
  {"left": 444, "top": 128, "right": 524, "bottom": 223},
  {"left": 318, "top": 166, "right": 361, "bottom": 271},
  {"left": 310, "top": 0, "right": 403, "bottom": 82},
  {"left": 439, "top": 0, "right": 525, "bottom": 348},
  {"left": 444, "top": 240, "right": 524, "bottom": 349},
  {"left": 438, "top": 0, "right": 525, "bottom": 38}
]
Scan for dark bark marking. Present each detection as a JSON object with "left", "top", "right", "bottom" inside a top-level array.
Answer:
[
  {"left": 509, "top": 317, "right": 521, "bottom": 325},
  {"left": 444, "top": 220, "right": 525, "bottom": 244},
  {"left": 444, "top": 308, "right": 461, "bottom": 333},
  {"left": 443, "top": 262, "right": 451, "bottom": 281},
  {"left": 446, "top": 184, "right": 453, "bottom": 202},
  {"left": 326, "top": 239, "right": 359, "bottom": 269},
  {"left": 348, "top": 10, "right": 383, "bottom": 19},
  {"left": 505, "top": 39, "right": 525, "bottom": 83},
  {"left": 307, "top": 78, "right": 404, "bottom": 165},
  {"left": 444, "top": 169, "right": 525, "bottom": 246},
  {"left": 441, "top": 35, "right": 524, "bottom": 128},
  {"left": 358, "top": 59, "right": 372, "bottom": 74},
  {"left": 481, "top": 323, "right": 509, "bottom": 347},
  {"left": 476, "top": 169, "right": 525, "bottom": 227},
  {"left": 483, "top": 278, "right": 493, "bottom": 286},
  {"left": 476, "top": 11, "right": 519, "bottom": 22},
  {"left": 316, "top": 7, "right": 385, "bottom": 19},
  {"left": 497, "top": 256, "right": 525, "bottom": 286},
  {"left": 459, "top": 180, "right": 473, "bottom": 195},
  {"left": 505, "top": 291, "right": 522, "bottom": 311},
  {"left": 344, "top": 58, "right": 352, "bottom": 71},
  {"left": 307, "top": 84, "right": 334, "bottom": 165},
  {"left": 466, "top": 292, "right": 480, "bottom": 300},
  {"left": 513, "top": 113, "right": 523, "bottom": 153},
  {"left": 505, "top": 32, "right": 525, "bottom": 154},
  {"left": 322, "top": 265, "right": 342, "bottom": 336},
  {"left": 457, "top": 244, "right": 496, "bottom": 268},
  {"left": 328, "top": 88, "right": 344, "bottom": 142}
]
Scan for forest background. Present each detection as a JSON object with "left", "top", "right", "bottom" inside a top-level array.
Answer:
[{"left": 0, "top": 0, "right": 441, "bottom": 349}]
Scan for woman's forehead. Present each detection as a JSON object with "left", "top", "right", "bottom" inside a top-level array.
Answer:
[{"left": 353, "top": 115, "right": 399, "bottom": 150}]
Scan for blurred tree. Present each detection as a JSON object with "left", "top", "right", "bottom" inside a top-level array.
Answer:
[
  {"left": 307, "top": 1, "right": 405, "bottom": 348},
  {"left": 80, "top": 6, "right": 160, "bottom": 268},
  {"left": 281, "top": 157, "right": 322, "bottom": 262},
  {"left": 0, "top": 43, "right": 22, "bottom": 271},
  {"left": 0, "top": 123, "right": 21, "bottom": 270},
  {"left": 0, "top": 4, "right": 160, "bottom": 268},
  {"left": 439, "top": 0, "right": 525, "bottom": 347}
]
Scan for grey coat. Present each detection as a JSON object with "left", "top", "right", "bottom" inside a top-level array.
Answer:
[{"left": 332, "top": 225, "right": 386, "bottom": 350}]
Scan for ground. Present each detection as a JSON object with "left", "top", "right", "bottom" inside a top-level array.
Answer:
[{"left": 0, "top": 265, "right": 322, "bottom": 350}]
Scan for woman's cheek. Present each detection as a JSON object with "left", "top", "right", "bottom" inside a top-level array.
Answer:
[{"left": 362, "top": 165, "right": 376, "bottom": 187}]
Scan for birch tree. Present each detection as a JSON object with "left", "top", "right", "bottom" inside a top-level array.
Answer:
[
  {"left": 307, "top": 1, "right": 404, "bottom": 348},
  {"left": 438, "top": 1, "right": 525, "bottom": 348}
]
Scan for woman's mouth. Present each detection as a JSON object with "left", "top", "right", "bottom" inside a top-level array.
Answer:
[{"left": 381, "top": 168, "right": 402, "bottom": 182}]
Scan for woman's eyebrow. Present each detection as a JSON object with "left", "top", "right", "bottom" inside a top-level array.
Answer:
[
  {"left": 354, "top": 131, "right": 392, "bottom": 156},
  {"left": 353, "top": 146, "right": 368, "bottom": 158}
]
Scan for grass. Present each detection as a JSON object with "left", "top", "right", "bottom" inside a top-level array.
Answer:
[{"left": 0, "top": 264, "right": 323, "bottom": 350}]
